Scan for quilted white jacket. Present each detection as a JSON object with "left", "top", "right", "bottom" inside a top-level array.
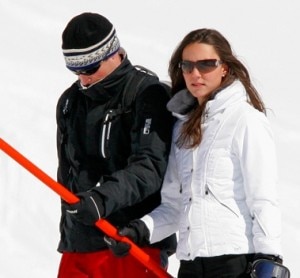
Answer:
[{"left": 141, "top": 81, "right": 282, "bottom": 260}]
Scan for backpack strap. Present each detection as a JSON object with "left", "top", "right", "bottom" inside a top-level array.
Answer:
[{"left": 121, "top": 65, "right": 158, "bottom": 111}]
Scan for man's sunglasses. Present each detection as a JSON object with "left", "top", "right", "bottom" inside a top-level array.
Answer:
[
  {"left": 179, "top": 59, "right": 223, "bottom": 74},
  {"left": 250, "top": 259, "right": 290, "bottom": 278},
  {"left": 71, "top": 61, "right": 102, "bottom": 76}
]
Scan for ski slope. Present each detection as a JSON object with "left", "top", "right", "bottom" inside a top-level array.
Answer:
[{"left": 1, "top": 0, "right": 300, "bottom": 277}]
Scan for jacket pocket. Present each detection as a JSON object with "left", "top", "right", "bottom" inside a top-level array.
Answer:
[
  {"left": 101, "top": 110, "right": 114, "bottom": 159},
  {"left": 100, "top": 108, "right": 129, "bottom": 160},
  {"left": 205, "top": 183, "right": 240, "bottom": 217}
]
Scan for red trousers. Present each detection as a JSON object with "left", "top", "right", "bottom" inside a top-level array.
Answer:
[{"left": 57, "top": 247, "right": 165, "bottom": 278}]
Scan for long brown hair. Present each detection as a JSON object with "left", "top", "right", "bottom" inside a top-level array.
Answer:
[{"left": 168, "top": 29, "right": 266, "bottom": 148}]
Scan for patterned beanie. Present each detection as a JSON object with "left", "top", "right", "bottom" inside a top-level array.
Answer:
[{"left": 62, "top": 12, "right": 120, "bottom": 71}]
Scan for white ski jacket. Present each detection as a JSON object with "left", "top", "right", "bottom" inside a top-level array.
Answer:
[{"left": 141, "top": 81, "right": 282, "bottom": 260}]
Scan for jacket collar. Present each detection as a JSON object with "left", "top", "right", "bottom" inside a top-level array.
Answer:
[
  {"left": 76, "top": 49, "right": 133, "bottom": 102},
  {"left": 168, "top": 80, "right": 247, "bottom": 120},
  {"left": 205, "top": 81, "right": 247, "bottom": 119},
  {"left": 166, "top": 89, "right": 197, "bottom": 120}
]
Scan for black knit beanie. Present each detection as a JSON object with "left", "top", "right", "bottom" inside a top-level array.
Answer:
[{"left": 62, "top": 12, "right": 120, "bottom": 71}]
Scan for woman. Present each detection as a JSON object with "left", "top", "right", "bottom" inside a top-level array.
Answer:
[{"left": 106, "top": 28, "right": 284, "bottom": 277}]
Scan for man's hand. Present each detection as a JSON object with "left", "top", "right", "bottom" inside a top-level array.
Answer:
[
  {"left": 104, "top": 219, "right": 150, "bottom": 257},
  {"left": 63, "top": 191, "right": 104, "bottom": 226}
]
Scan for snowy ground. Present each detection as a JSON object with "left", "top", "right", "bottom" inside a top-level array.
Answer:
[{"left": 1, "top": 0, "right": 300, "bottom": 277}]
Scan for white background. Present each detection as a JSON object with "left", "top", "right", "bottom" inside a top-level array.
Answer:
[{"left": 0, "top": 0, "right": 299, "bottom": 277}]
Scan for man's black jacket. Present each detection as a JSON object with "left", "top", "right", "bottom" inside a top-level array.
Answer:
[{"left": 56, "top": 55, "right": 176, "bottom": 253}]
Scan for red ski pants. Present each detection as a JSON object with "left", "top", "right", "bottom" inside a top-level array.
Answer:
[{"left": 57, "top": 247, "right": 164, "bottom": 278}]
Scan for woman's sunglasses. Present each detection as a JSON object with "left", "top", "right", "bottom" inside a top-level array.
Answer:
[{"left": 179, "top": 59, "right": 223, "bottom": 74}]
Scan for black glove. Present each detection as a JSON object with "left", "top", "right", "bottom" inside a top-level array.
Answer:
[
  {"left": 104, "top": 219, "right": 150, "bottom": 257},
  {"left": 63, "top": 191, "right": 104, "bottom": 226},
  {"left": 253, "top": 253, "right": 283, "bottom": 264}
]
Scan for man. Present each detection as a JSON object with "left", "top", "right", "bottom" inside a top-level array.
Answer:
[{"left": 56, "top": 12, "right": 176, "bottom": 277}]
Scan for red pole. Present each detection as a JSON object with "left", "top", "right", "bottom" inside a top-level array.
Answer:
[{"left": 0, "top": 137, "right": 173, "bottom": 278}]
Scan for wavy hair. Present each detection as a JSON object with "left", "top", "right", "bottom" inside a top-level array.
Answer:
[{"left": 168, "top": 28, "right": 266, "bottom": 148}]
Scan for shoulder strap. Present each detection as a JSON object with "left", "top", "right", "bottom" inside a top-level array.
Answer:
[{"left": 121, "top": 65, "right": 158, "bottom": 110}]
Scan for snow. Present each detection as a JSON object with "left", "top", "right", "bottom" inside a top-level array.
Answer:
[{"left": 1, "top": 0, "right": 299, "bottom": 277}]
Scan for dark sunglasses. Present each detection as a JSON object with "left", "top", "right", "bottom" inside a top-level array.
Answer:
[
  {"left": 179, "top": 59, "right": 223, "bottom": 74},
  {"left": 71, "top": 62, "right": 102, "bottom": 76},
  {"left": 250, "top": 259, "right": 290, "bottom": 278}
]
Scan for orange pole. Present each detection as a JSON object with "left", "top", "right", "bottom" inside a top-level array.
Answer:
[{"left": 0, "top": 137, "right": 173, "bottom": 278}]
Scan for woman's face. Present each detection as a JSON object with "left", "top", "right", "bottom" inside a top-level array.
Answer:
[{"left": 181, "top": 42, "right": 227, "bottom": 103}]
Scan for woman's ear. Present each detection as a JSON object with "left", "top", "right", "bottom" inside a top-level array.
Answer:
[{"left": 221, "top": 64, "right": 229, "bottom": 77}]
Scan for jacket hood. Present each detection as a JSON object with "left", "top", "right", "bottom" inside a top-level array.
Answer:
[{"left": 166, "top": 89, "right": 197, "bottom": 120}]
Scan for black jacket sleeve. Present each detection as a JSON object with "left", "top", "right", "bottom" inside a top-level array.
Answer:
[{"left": 56, "top": 83, "right": 78, "bottom": 186}]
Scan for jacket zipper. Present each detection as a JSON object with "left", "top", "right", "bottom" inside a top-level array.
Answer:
[{"left": 101, "top": 110, "right": 113, "bottom": 158}]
